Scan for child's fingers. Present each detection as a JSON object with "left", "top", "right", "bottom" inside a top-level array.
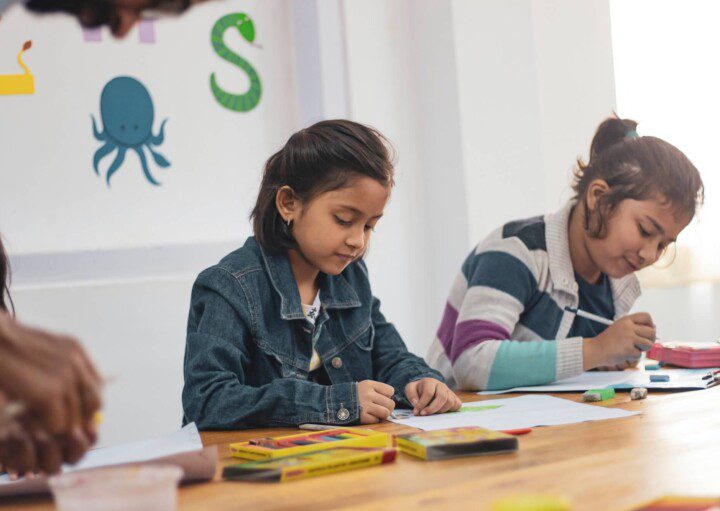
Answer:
[
  {"left": 634, "top": 324, "right": 656, "bottom": 341},
  {"left": 412, "top": 382, "right": 436, "bottom": 415},
  {"left": 33, "top": 431, "right": 62, "bottom": 475},
  {"left": 453, "top": 395, "right": 463, "bottom": 410},
  {"left": 419, "top": 390, "right": 448, "bottom": 416},
  {"left": 1, "top": 431, "right": 37, "bottom": 475},
  {"left": 360, "top": 409, "right": 380, "bottom": 424},
  {"left": 371, "top": 381, "right": 395, "bottom": 398},
  {"left": 372, "top": 392, "right": 395, "bottom": 414},
  {"left": 60, "top": 427, "right": 90, "bottom": 465},
  {"left": 440, "top": 392, "right": 462, "bottom": 413},
  {"left": 629, "top": 312, "right": 654, "bottom": 327},
  {"left": 365, "top": 403, "right": 392, "bottom": 421},
  {"left": 633, "top": 336, "right": 654, "bottom": 352},
  {"left": 405, "top": 383, "right": 420, "bottom": 407},
  {"left": 438, "top": 394, "right": 458, "bottom": 414}
]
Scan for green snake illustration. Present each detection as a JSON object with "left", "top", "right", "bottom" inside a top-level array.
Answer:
[{"left": 210, "top": 13, "right": 262, "bottom": 112}]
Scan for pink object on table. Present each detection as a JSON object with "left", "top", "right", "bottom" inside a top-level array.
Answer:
[{"left": 647, "top": 341, "right": 720, "bottom": 368}]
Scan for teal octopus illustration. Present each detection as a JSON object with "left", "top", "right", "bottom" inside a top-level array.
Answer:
[
  {"left": 210, "top": 13, "right": 262, "bottom": 112},
  {"left": 92, "top": 76, "right": 170, "bottom": 186}
]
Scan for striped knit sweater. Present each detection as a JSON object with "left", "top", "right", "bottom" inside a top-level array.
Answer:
[{"left": 426, "top": 201, "right": 641, "bottom": 391}]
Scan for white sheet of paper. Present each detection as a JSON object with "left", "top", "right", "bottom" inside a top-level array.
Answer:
[
  {"left": 388, "top": 395, "right": 639, "bottom": 431},
  {"left": 0, "top": 423, "right": 217, "bottom": 497},
  {"left": 478, "top": 368, "right": 717, "bottom": 395}
]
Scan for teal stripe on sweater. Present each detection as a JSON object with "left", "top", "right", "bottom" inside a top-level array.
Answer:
[{"left": 486, "top": 339, "right": 557, "bottom": 390}]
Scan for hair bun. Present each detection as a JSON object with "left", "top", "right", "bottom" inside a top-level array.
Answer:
[{"left": 589, "top": 116, "right": 638, "bottom": 162}]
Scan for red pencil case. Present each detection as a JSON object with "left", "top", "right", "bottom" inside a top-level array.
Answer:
[{"left": 647, "top": 342, "right": 720, "bottom": 368}]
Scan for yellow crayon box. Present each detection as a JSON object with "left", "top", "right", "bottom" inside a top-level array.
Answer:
[
  {"left": 223, "top": 446, "right": 398, "bottom": 482},
  {"left": 230, "top": 428, "right": 391, "bottom": 460},
  {"left": 396, "top": 427, "right": 518, "bottom": 460}
]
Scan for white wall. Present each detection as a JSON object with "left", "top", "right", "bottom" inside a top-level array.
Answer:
[
  {"left": 452, "top": 0, "right": 617, "bottom": 241},
  {"left": 2, "top": 0, "right": 299, "bottom": 446},
  {"left": 609, "top": 0, "right": 720, "bottom": 342},
  {"left": 0, "top": 1, "right": 296, "bottom": 253},
  {"left": 633, "top": 283, "right": 720, "bottom": 342},
  {"left": 12, "top": 275, "right": 195, "bottom": 445}
]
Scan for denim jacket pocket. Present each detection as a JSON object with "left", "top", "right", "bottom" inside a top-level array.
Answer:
[{"left": 353, "top": 321, "right": 374, "bottom": 352}]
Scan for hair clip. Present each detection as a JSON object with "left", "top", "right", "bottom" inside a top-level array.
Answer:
[{"left": 625, "top": 130, "right": 639, "bottom": 139}]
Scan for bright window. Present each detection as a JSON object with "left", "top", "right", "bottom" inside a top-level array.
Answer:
[{"left": 610, "top": 0, "right": 720, "bottom": 286}]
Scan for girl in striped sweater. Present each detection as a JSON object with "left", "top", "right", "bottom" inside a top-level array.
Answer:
[{"left": 427, "top": 117, "right": 704, "bottom": 390}]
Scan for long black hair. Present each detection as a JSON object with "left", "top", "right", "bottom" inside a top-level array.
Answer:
[
  {"left": 250, "top": 119, "right": 395, "bottom": 253},
  {"left": 573, "top": 116, "right": 704, "bottom": 237}
]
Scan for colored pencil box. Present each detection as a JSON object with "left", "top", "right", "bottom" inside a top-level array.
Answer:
[
  {"left": 647, "top": 341, "right": 720, "bottom": 368},
  {"left": 223, "top": 447, "right": 398, "bottom": 482},
  {"left": 230, "top": 428, "right": 390, "bottom": 460},
  {"left": 396, "top": 427, "right": 518, "bottom": 460}
]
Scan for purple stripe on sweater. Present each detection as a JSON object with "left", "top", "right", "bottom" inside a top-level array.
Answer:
[
  {"left": 436, "top": 302, "right": 459, "bottom": 357},
  {"left": 450, "top": 320, "right": 511, "bottom": 363}
]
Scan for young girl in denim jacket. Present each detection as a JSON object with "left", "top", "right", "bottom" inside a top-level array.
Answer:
[
  {"left": 183, "top": 120, "right": 461, "bottom": 429},
  {"left": 428, "top": 117, "right": 704, "bottom": 390}
]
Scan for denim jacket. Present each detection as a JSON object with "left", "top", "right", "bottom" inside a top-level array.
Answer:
[{"left": 182, "top": 237, "right": 443, "bottom": 430}]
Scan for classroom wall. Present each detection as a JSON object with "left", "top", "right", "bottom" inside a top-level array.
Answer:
[
  {"left": 346, "top": 0, "right": 619, "bottom": 348},
  {"left": 2, "top": 0, "right": 632, "bottom": 446},
  {"left": 342, "top": 0, "right": 469, "bottom": 362},
  {"left": 633, "top": 282, "right": 720, "bottom": 342},
  {"left": 2, "top": 0, "right": 300, "bottom": 445},
  {"left": 452, "top": 0, "right": 618, "bottom": 240}
]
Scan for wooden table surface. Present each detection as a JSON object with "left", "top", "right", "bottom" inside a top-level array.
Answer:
[{"left": 3, "top": 388, "right": 719, "bottom": 510}]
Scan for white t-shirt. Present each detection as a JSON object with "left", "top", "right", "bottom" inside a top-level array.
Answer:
[{"left": 302, "top": 293, "right": 322, "bottom": 371}]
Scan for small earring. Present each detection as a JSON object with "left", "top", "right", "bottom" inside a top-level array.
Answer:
[{"left": 286, "top": 218, "right": 292, "bottom": 226}]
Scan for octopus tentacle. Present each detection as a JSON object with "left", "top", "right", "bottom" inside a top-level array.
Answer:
[
  {"left": 147, "top": 145, "right": 170, "bottom": 167},
  {"left": 134, "top": 147, "right": 161, "bottom": 186},
  {"left": 93, "top": 142, "right": 115, "bottom": 175},
  {"left": 91, "top": 115, "right": 107, "bottom": 141},
  {"left": 149, "top": 119, "right": 168, "bottom": 146},
  {"left": 105, "top": 147, "right": 127, "bottom": 186}
]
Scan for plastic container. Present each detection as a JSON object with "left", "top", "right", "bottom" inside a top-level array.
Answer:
[{"left": 49, "top": 465, "right": 183, "bottom": 511}]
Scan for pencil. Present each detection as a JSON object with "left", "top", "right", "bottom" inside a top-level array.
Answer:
[
  {"left": 564, "top": 306, "right": 657, "bottom": 350},
  {"left": 564, "top": 306, "right": 612, "bottom": 326}
]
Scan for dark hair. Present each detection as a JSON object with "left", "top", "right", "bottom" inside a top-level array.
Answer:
[
  {"left": 0, "top": 236, "right": 13, "bottom": 314},
  {"left": 572, "top": 116, "right": 704, "bottom": 237},
  {"left": 251, "top": 119, "right": 395, "bottom": 253}
]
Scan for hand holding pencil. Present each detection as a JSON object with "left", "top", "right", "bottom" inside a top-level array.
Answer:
[{"left": 582, "top": 312, "right": 656, "bottom": 370}]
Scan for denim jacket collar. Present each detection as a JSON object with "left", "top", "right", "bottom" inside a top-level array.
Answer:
[{"left": 253, "top": 238, "right": 362, "bottom": 321}]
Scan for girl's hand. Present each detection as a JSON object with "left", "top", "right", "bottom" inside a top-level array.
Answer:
[
  {"left": 0, "top": 313, "right": 103, "bottom": 438},
  {"left": 596, "top": 359, "right": 640, "bottom": 371},
  {"left": 358, "top": 380, "right": 395, "bottom": 424},
  {"left": 583, "top": 312, "right": 655, "bottom": 370},
  {"left": 405, "top": 378, "right": 462, "bottom": 416}
]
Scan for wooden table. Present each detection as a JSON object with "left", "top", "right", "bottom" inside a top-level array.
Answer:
[{"left": 3, "top": 388, "right": 719, "bottom": 510}]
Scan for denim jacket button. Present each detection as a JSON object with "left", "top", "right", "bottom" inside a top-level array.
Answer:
[
  {"left": 337, "top": 407, "right": 350, "bottom": 421},
  {"left": 331, "top": 357, "right": 343, "bottom": 369}
]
